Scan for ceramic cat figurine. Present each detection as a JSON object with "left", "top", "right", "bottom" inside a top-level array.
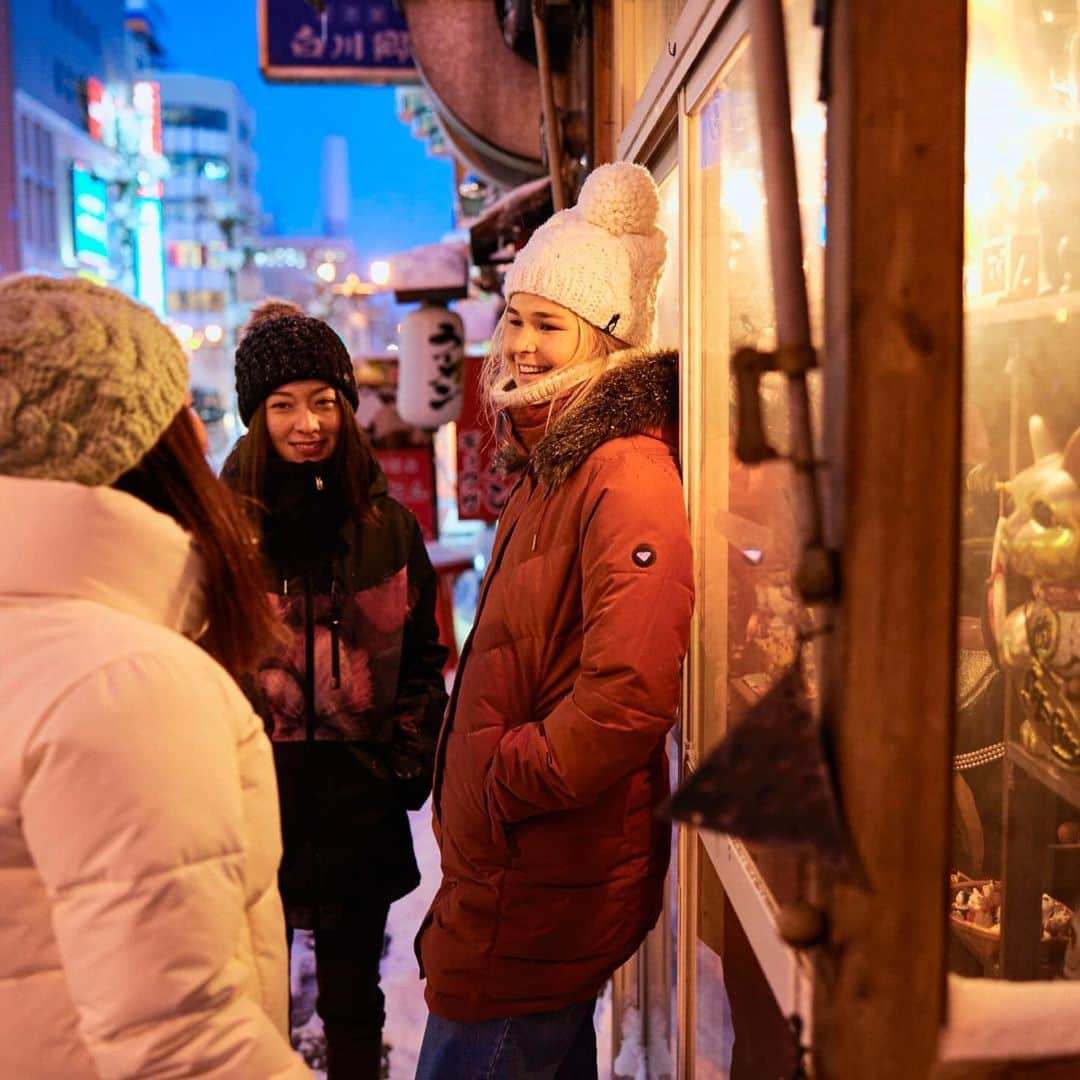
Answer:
[{"left": 989, "top": 417, "right": 1080, "bottom": 766}]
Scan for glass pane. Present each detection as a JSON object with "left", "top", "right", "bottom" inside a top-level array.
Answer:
[
  {"left": 691, "top": 0, "right": 825, "bottom": 908},
  {"left": 954, "top": 0, "right": 1080, "bottom": 982},
  {"left": 657, "top": 167, "right": 681, "bottom": 350},
  {"left": 617, "top": 0, "right": 688, "bottom": 129}
]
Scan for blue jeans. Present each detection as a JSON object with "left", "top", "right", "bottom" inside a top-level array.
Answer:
[{"left": 414, "top": 998, "right": 598, "bottom": 1080}]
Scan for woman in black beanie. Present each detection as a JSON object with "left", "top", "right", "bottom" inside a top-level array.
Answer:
[{"left": 222, "top": 300, "right": 448, "bottom": 1080}]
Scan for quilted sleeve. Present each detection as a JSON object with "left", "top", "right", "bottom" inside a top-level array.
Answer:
[
  {"left": 390, "top": 515, "right": 450, "bottom": 810},
  {"left": 20, "top": 650, "right": 310, "bottom": 1079},
  {"left": 485, "top": 450, "right": 694, "bottom": 823}
]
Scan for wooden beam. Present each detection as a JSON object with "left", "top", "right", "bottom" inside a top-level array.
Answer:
[
  {"left": 590, "top": 0, "right": 615, "bottom": 166},
  {"left": 815, "top": 0, "right": 966, "bottom": 1075}
]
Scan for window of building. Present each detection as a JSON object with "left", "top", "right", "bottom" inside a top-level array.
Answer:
[
  {"left": 169, "top": 151, "right": 230, "bottom": 182},
  {"left": 50, "top": 0, "right": 102, "bottom": 50},
  {"left": 166, "top": 288, "right": 226, "bottom": 312},
  {"left": 22, "top": 177, "right": 35, "bottom": 248},
  {"left": 17, "top": 118, "right": 57, "bottom": 256},
  {"left": 161, "top": 105, "right": 229, "bottom": 131}
]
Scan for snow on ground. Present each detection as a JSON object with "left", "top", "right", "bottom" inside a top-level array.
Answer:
[
  {"left": 382, "top": 805, "right": 440, "bottom": 1078},
  {"left": 290, "top": 798, "right": 615, "bottom": 1078}
]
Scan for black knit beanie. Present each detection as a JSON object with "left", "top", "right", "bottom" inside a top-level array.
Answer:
[{"left": 234, "top": 314, "right": 359, "bottom": 425}]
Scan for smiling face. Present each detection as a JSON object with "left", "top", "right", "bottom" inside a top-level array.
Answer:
[
  {"left": 503, "top": 293, "right": 583, "bottom": 386},
  {"left": 264, "top": 379, "right": 342, "bottom": 463}
]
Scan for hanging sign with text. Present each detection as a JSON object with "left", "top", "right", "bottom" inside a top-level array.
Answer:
[
  {"left": 258, "top": 0, "right": 416, "bottom": 83},
  {"left": 373, "top": 446, "right": 438, "bottom": 541},
  {"left": 456, "top": 356, "right": 510, "bottom": 523}
]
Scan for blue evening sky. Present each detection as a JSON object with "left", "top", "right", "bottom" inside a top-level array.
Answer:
[{"left": 160, "top": 0, "right": 454, "bottom": 263}]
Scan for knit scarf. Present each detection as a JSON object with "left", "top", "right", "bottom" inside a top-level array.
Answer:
[
  {"left": 262, "top": 456, "right": 351, "bottom": 572},
  {"left": 505, "top": 387, "right": 582, "bottom": 456}
]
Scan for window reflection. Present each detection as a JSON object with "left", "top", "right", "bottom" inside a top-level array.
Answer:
[{"left": 954, "top": 0, "right": 1080, "bottom": 983}]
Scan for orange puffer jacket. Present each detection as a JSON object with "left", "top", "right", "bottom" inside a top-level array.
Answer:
[{"left": 418, "top": 349, "right": 694, "bottom": 1022}]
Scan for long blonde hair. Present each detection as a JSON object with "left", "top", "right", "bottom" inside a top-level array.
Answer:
[{"left": 481, "top": 305, "right": 627, "bottom": 427}]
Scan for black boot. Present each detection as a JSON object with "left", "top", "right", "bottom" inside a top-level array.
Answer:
[{"left": 323, "top": 1027, "right": 385, "bottom": 1080}]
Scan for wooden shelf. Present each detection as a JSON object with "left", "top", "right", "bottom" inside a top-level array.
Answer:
[
  {"left": 1006, "top": 740, "right": 1080, "bottom": 813},
  {"left": 965, "top": 289, "right": 1080, "bottom": 328}
]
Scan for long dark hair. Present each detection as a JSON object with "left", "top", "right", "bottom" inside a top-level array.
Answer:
[
  {"left": 113, "top": 407, "right": 286, "bottom": 679},
  {"left": 231, "top": 389, "right": 380, "bottom": 529}
]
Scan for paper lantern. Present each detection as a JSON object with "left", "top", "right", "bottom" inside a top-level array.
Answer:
[{"left": 396, "top": 303, "right": 465, "bottom": 428}]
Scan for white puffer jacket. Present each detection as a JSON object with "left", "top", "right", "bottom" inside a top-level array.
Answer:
[{"left": 0, "top": 476, "right": 310, "bottom": 1079}]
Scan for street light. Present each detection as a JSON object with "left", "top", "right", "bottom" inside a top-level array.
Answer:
[
  {"left": 204, "top": 323, "right": 224, "bottom": 344},
  {"left": 316, "top": 260, "right": 337, "bottom": 283},
  {"left": 369, "top": 259, "right": 391, "bottom": 286}
]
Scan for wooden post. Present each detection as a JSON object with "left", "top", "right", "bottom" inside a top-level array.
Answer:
[
  {"left": 589, "top": 0, "right": 616, "bottom": 167},
  {"left": 816, "top": 0, "right": 966, "bottom": 1076},
  {"left": 533, "top": 1, "right": 566, "bottom": 210}
]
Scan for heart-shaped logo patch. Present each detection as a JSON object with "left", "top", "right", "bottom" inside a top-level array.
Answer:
[{"left": 632, "top": 545, "right": 657, "bottom": 568}]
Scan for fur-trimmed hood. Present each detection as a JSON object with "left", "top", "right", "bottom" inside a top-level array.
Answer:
[{"left": 494, "top": 347, "right": 678, "bottom": 488}]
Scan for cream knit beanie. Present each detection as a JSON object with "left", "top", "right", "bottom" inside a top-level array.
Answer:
[
  {"left": 0, "top": 275, "right": 189, "bottom": 487},
  {"left": 503, "top": 161, "right": 668, "bottom": 348}
]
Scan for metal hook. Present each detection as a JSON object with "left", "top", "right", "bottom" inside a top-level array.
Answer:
[{"left": 813, "top": 0, "right": 833, "bottom": 102}]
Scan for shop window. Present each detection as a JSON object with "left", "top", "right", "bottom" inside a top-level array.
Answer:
[
  {"left": 682, "top": 2, "right": 824, "bottom": 1072},
  {"left": 689, "top": 0, "right": 824, "bottom": 903},
  {"left": 950, "top": 0, "right": 1080, "bottom": 991}
]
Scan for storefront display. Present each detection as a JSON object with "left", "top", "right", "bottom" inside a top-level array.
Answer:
[
  {"left": 603, "top": 0, "right": 1080, "bottom": 1071},
  {"left": 952, "top": 0, "right": 1080, "bottom": 991}
]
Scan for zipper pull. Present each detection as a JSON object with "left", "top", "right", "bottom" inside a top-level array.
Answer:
[
  {"left": 329, "top": 579, "right": 341, "bottom": 689},
  {"left": 330, "top": 615, "right": 341, "bottom": 689},
  {"left": 531, "top": 533, "right": 538, "bottom": 552},
  {"left": 283, "top": 577, "right": 289, "bottom": 596}
]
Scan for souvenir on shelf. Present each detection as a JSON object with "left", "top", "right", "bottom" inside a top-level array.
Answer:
[{"left": 988, "top": 416, "right": 1080, "bottom": 768}]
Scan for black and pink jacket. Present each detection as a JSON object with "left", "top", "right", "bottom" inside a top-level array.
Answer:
[{"left": 222, "top": 447, "right": 448, "bottom": 925}]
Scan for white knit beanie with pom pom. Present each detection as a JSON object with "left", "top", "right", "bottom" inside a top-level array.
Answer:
[{"left": 503, "top": 161, "right": 667, "bottom": 348}]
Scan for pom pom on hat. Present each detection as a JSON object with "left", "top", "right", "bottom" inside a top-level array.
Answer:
[
  {"left": 504, "top": 161, "right": 668, "bottom": 347},
  {"left": 0, "top": 274, "right": 189, "bottom": 487},
  {"left": 577, "top": 162, "right": 661, "bottom": 237},
  {"left": 239, "top": 297, "right": 306, "bottom": 340}
]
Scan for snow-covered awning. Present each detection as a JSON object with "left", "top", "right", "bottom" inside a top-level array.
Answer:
[
  {"left": 385, "top": 240, "right": 470, "bottom": 304},
  {"left": 469, "top": 177, "right": 553, "bottom": 266}
]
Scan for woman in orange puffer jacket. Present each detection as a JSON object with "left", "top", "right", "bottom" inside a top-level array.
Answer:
[{"left": 416, "top": 162, "right": 694, "bottom": 1080}]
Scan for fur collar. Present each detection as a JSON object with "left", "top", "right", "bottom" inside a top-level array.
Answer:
[{"left": 494, "top": 347, "right": 678, "bottom": 489}]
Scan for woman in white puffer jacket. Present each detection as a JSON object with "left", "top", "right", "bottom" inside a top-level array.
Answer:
[{"left": 0, "top": 275, "right": 310, "bottom": 1079}]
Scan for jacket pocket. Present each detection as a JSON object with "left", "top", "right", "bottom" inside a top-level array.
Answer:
[
  {"left": 414, "top": 879, "right": 456, "bottom": 978},
  {"left": 463, "top": 727, "right": 513, "bottom": 854}
]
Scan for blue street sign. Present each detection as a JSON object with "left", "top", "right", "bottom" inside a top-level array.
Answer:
[{"left": 258, "top": 0, "right": 416, "bottom": 83}]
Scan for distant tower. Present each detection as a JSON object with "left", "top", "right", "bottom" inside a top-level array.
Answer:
[{"left": 321, "top": 135, "right": 351, "bottom": 238}]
